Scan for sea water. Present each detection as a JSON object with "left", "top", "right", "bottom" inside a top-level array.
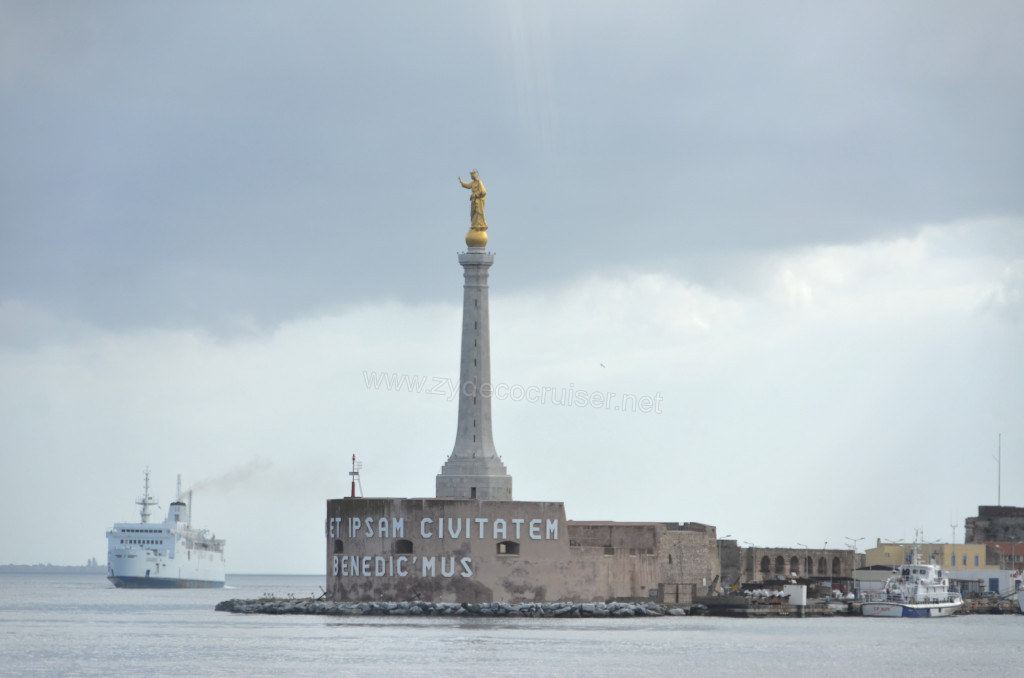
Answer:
[{"left": 1, "top": 573, "right": 1021, "bottom": 677}]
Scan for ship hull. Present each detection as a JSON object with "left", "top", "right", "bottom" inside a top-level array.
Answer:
[
  {"left": 107, "top": 552, "right": 225, "bottom": 588},
  {"left": 108, "top": 575, "right": 224, "bottom": 589},
  {"left": 861, "top": 601, "right": 961, "bottom": 618}
]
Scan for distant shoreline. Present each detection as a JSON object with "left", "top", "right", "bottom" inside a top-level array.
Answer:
[
  {"left": 0, "top": 564, "right": 106, "bottom": 575},
  {"left": 0, "top": 566, "right": 324, "bottom": 576}
]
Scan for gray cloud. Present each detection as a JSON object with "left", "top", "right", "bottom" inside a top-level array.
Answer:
[{"left": 2, "top": 2, "right": 1022, "bottom": 334}]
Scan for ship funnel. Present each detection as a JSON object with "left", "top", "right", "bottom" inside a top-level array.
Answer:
[{"left": 169, "top": 500, "right": 187, "bottom": 524}]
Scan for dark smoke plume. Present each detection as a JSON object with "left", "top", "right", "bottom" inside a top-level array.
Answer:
[{"left": 178, "top": 457, "right": 273, "bottom": 500}]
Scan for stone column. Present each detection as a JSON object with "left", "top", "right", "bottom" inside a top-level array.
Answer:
[{"left": 436, "top": 246, "right": 512, "bottom": 500}]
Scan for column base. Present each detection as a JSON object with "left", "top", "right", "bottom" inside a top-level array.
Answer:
[{"left": 436, "top": 473, "right": 512, "bottom": 501}]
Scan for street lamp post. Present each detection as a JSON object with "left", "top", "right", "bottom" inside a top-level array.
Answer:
[
  {"left": 741, "top": 542, "right": 756, "bottom": 584},
  {"left": 717, "top": 535, "right": 733, "bottom": 592}
]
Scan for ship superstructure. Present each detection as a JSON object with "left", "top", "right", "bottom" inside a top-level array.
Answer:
[
  {"left": 106, "top": 471, "right": 225, "bottom": 588},
  {"left": 861, "top": 544, "right": 962, "bottom": 618}
]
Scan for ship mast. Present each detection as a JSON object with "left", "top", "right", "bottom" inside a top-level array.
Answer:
[{"left": 135, "top": 468, "right": 159, "bottom": 524}]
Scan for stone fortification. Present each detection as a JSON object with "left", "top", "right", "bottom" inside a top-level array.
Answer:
[
  {"left": 965, "top": 505, "right": 1024, "bottom": 543},
  {"left": 326, "top": 498, "right": 717, "bottom": 605},
  {"left": 738, "top": 546, "right": 856, "bottom": 583}
]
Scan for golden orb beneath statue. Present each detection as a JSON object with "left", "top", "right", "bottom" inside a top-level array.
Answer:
[{"left": 465, "top": 228, "right": 488, "bottom": 248}]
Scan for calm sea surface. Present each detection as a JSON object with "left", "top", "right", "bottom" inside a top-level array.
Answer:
[{"left": 1, "top": 573, "right": 1021, "bottom": 677}]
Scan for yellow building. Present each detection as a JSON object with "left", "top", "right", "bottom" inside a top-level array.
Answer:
[{"left": 865, "top": 540, "right": 994, "bottom": 570}]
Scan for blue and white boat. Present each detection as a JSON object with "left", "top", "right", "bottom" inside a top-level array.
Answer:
[
  {"left": 861, "top": 550, "right": 962, "bottom": 618},
  {"left": 106, "top": 471, "right": 226, "bottom": 588}
]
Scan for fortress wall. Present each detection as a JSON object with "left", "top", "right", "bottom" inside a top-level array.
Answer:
[
  {"left": 966, "top": 505, "right": 1024, "bottom": 543},
  {"left": 326, "top": 498, "right": 718, "bottom": 604}
]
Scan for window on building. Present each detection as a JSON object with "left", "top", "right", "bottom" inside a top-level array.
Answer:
[
  {"left": 963, "top": 554, "right": 967, "bottom": 566},
  {"left": 334, "top": 539, "right": 343, "bottom": 554},
  {"left": 774, "top": 556, "right": 785, "bottom": 574},
  {"left": 497, "top": 541, "right": 520, "bottom": 555},
  {"left": 470, "top": 487, "right": 477, "bottom": 499},
  {"left": 395, "top": 539, "right": 413, "bottom": 555},
  {"left": 974, "top": 555, "right": 979, "bottom": 566},
  {"left": 790, "top": 556, "right": 800, "bottom": 575},
  {"left": 951, "top": 554, "right": 955, "bottom": 566},
  {"left": 760, "top": 556, "right": 770, "bottom": 573}
]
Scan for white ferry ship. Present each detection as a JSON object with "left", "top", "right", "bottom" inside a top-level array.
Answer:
[
  {"left": 106, "top": 471, "right": 226, "bottom": 588},
  {"left": 861, "top": 547, "right": 962, "bottom": 618}
]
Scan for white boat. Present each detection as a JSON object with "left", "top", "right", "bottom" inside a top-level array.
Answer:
[
  {"left": 106, "top": 471, "right": 226, "bottom": 588},
  {"left": 861, "top": 549, "right": 962, "bottom": 618}
]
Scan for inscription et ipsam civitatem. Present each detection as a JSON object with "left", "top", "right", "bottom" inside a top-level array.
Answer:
[
  {"left": 328, "top": 515, "right": 561, "bottom": 580},
  {"left": 327, "top": 516, "right": 560, "bottom": 541}
]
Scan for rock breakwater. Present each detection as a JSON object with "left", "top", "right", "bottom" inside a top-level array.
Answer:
[{"left": 214, "top": 598, "right": 687, "bottom": 617}]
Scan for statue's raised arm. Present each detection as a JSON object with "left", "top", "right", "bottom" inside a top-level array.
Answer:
[{"left": 460, "top": 170, "right": 488, "bottom": 247}]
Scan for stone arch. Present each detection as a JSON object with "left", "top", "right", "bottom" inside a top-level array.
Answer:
[
  {"left": 817, "top": 557, "right": 827, "bottom": 575},
  {"left": 760, "top": 555, "right": 771, "bottom": 573},
  {"left": 805, "top": 556, "right": 813, "bottom": 574},
  {"left": 774, "top": 555, "right": 785, "bottom": 574},
  {"left": 831, "top": 556, "right": 841, "bottom": 577},
  {"left": 790, "top": 556, "right": 800, "bottom": 575}
]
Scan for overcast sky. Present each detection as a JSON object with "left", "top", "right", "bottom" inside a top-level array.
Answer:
[{"left": 2, "top": 1, "right": 1022, "bottom": 574}]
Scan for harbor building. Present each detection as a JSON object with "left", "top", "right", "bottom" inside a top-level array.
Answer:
[
  {"left": 865, "top": 539, "right": 996, "bottom": 571},
  {"left": 326, "top": 175, "right": 718, "bottom": 604}
]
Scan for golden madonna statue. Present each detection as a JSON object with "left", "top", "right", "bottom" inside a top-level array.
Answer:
[{"left": 459, "top": 170, "right": 488, "bottom": 247}]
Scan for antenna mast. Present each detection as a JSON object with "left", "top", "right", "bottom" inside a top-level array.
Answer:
[
  {"left": 135, "top": 468, "right": 159, "bottom": 524},
  {"left": 997, "top": 433, "right": 1002, "bottom": 505},
  {"left": 349, "top": 454, "right": 363, "bottom": 498}
]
